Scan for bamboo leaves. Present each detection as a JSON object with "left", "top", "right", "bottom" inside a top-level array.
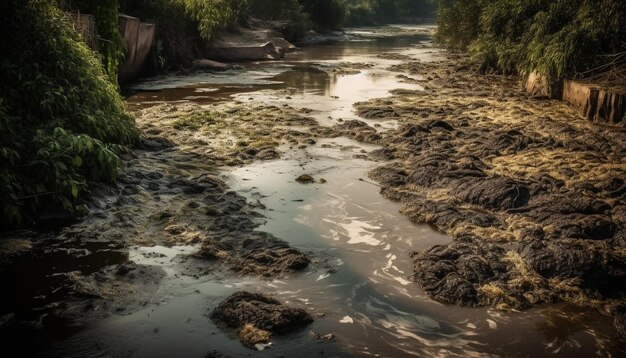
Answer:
[{"left": 0, "top": 0, "right": 138, "bottom": 226}]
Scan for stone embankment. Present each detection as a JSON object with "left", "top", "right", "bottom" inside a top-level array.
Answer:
[
  {"left": 69, "top": 12, "right": 156, "bottom": 84},
  {"left": 525, "top": 71, "right": 625, "bottom": 126},
  {"left": 206, "top": 20, "right": 297, "bottom": 61}
]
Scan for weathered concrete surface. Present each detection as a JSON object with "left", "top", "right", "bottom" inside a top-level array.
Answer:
[
  {"left": 563, "top": 81, "right": 626, "bottom": 126},
  {"left": 206, "top": 24, "right": 296, "bottom": 62},
  {"left": 524, "top": 71, "right": 562, "bottom": 99},
  {"left": 118, "top": 14, "right": 156, "bottom": 84},
  {"left": 356, "top": 54, "right": 626, "bottom": 335},
  {"left": 68, "top": 13, "right": 98, "bottom": 50},
  {"left": 524, "top": 71, "right": 625, "bottom": 126},
  {"left": 525, "top": 71, "right": 550, "bottom": 98},
  {"left": 207, "top": 41, "right": 283, "bottom": 61}
]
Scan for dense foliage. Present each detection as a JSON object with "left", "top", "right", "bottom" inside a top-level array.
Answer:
[
  {"left": 62, "top": 0, "right": 125, "bottom": 83},
  {"left": 300, "top": 0, "right": 347, "bottom": 29},
  {"left": 345, "top": 0, "right": 435, "bottom": 26},
  {"left": 0, "top": 0, "right": 139, "bottom": 226},
  {"left": 119, "top": 0, "right": 246, "bottom": 71},
  {"left": 181, "top": 0, "right": 247, "bottom": 40},
  {"left": 436, "top": 0, "right": 626, "bottom": 82}
]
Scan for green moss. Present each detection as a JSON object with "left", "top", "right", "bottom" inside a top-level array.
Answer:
[
  {"left": 248, "top": 138, "right": 280, "bottom": 149},
  {"left": 0, "top": 0, "right": 139, "bottom": 226},
  {"left": 172, "top": 111, "right": 217, "bottom": 130}
]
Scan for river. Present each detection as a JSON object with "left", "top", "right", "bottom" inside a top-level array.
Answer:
[{"left": 4, "top": 25, "right": 624, "bottom": 358}]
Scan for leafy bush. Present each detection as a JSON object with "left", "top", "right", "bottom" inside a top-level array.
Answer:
[
  {"left": 346, "top": 2, "right": 376, "bottom": 26},
  {"left": 62, "top": 0, "right": 125, "bottom": 83},
  {"left": 344, "top": 0, "right": 435, "bottom": 25},
  {"left": 246, "top": 0, "right": 304, "bottom": 20},
  {"left": 0, "top": 0, "right": 139, "bottom": 226},
  {"left": 300, "top": 0, "right": 347, "bottom": 29},
  {"left": 436, "top": 0, "right": 626, "bottom": 82},
  {"left": 435, "top": 0, "right": 484, "bottom": 49},
  {"left": 181, "top": 0, "right": 243, "bottom": 40}
]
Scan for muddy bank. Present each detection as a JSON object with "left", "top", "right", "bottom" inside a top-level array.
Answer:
[
  {"left": 0, "top": 102, "right": 321, "bottom": 352},
  {"left": 211, "top": 291, "right": 313, "bottom": 348},
  {"left": 0, "top": 59, "right": 391, "bottom": 354},
  {"left": 4, "top": 26, "right": 624, "bottom": 356},
  {"left": 354, "top": 54, "right": 626, "bottom": 332}
]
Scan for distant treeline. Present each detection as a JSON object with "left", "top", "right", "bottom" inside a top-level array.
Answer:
[
  {"left": 60, "top": 0, "right": 436, "bottom": 73},
  {"left": 344, "top": 0, "right": 435, "bottom": 26},
  {"left": 434, "top": 0, "right": 626, "bottom": 82}
]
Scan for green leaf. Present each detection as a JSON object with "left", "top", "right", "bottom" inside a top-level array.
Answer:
[{"left": 71, "top": 183, "right": 79, "bottom": 199}]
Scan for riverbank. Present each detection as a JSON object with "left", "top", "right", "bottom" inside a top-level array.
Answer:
[
  {"left": 355, "top": 52, "right": 626, "bottom": 334},
  {"left": 1, "top": 26, "right": 624, "bottom": 357}
]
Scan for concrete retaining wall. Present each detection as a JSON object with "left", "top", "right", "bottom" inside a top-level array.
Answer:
[
  {"left": 68, "top": 13, "right": 98, "bottom": 50},
  {"left": 525, "top": 72, "right": 625, "bottom": 126},
  {"left": 524, "top": 71, "right": 562, "bottom": 99},
  {"left": 118, "top": 14, "right": 156, "bottom": 84},
  {"left": 563, "top": 81, "right": 626, "bottom": 125},
  {"left": 68, "top": 13, "right": 155, "bottom": 84}
]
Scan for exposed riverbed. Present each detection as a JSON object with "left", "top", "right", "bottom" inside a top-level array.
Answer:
[{"left": 1, "top": 26, "right": 624, "bottom": 357}]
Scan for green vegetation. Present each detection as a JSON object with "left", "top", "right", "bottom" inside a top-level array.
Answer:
[
  {"left": 0, "top": 0, "right": 437, "bottom": 226},
  {"left": 345, "top": 0, "right": 435, "bottom": 26},
  {"left": 246, "top": 0, "right": 309, "bottom": 23},
  {"left": 119, "top": 0, "right": 249, "bottom": 71},
  {"left": 181, "top": 0, "right": 246, "bottom": 40},
  {"left": 62, "top": 0, "right": 125, "bottom": 83},
  {"left": 172, "top": 112, "right": 217, "bottom": 130},
  {"left": 118, "top": 0, "right": 437, "bottom": 71},
  {"left": 435, "top": 0, "right": 626, "bottom": 82},
  {"left": 0, "top": 0, "right": 139, "bottom": 226},
  {"left": 300, "top": 0, "right": 347, "bottom": 29}
]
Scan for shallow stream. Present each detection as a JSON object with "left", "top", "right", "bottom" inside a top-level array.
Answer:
[{"left": 23, "top": 26, "right": 626, "bottom": 357}]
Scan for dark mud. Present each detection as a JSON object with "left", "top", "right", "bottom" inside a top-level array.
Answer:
[
  {"left": 210, "top": 291, "right": 313, "bottom": 347},
  {"left": 86, "top": 132, "right": 312, "bottom": 279},
  {"left": 0, "top": 104, "right": 315, "bottom": 351},
  {"left": 0, "top": 81, "right": 378, "bottom": 354},
  {"left": 355, "top": 54, "right": 626, "bottom": 332}
]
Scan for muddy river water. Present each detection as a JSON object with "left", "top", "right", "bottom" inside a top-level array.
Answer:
[{"left": 6, "top": 26, "right": 624, "bottom": 357}]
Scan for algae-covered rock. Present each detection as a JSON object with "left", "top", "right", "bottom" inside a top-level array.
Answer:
[
  {"left": 211, "top": 291, "right": 313, "bottom": 348},
  {"left": 296, "top": 174, "right": 315, "bottom": 184}
]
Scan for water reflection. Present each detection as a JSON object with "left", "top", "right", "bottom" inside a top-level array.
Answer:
[
  {"left": 273, "top": 64, "right": 333, "bottom": 95},
  {"left": 27, "top": 25, "right": 626, "bottom": 357},
  {"left": 124, "top": 27, "right": 433, "bottom": 107}
]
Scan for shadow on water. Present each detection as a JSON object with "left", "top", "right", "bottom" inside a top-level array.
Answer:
[{"left": 0, "top": 234, "right": 128, "bottom": 356}]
